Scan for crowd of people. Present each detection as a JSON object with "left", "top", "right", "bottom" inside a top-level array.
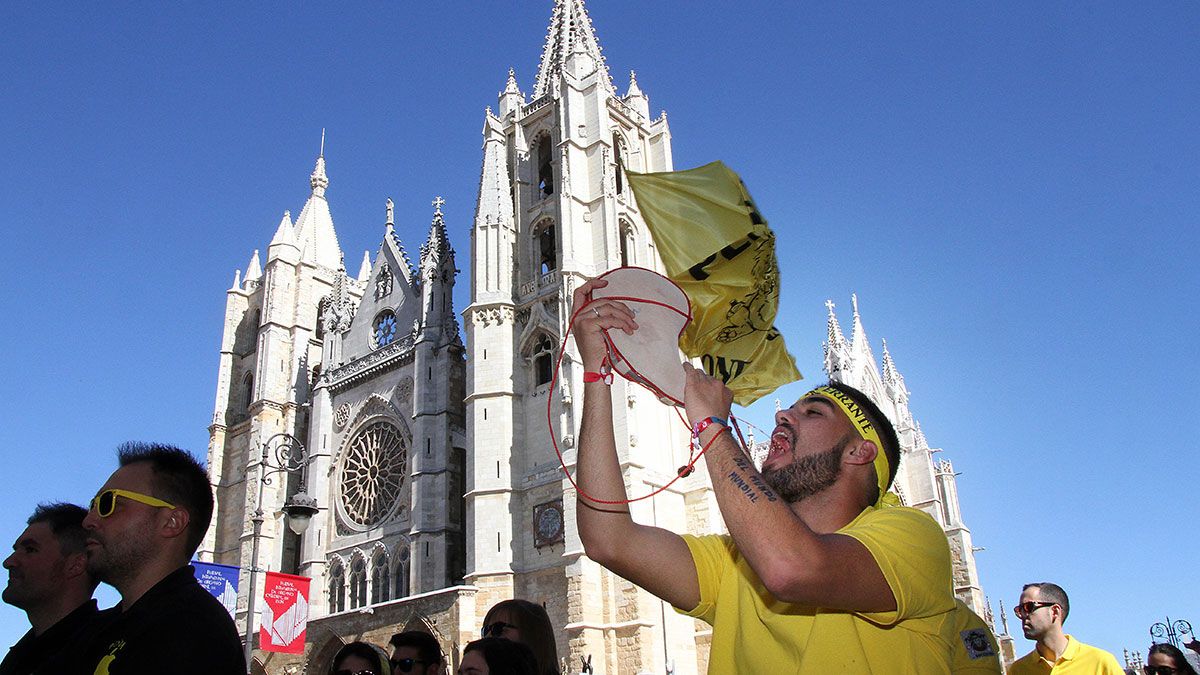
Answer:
[{"left": 1, "top": 280, "right": 1193, "bottom": 674}]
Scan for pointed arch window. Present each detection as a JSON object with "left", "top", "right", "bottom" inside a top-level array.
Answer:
[
  {"left": 534, "top": 222, "right": 557, "bottom": 276},
  {"left": 394, "top": 543, "right": 411, "bottom": 599},
  {"left": 371, "top": 549, "right": 390, "bottom": 604},
  {"left": 532, "top": 334, "right": 554, "bottom": 387},
  {"left": 537, "top": 137, "right": 554, "bottom": 197},
  {"left": 349, "top": 556, "right": 366, "bottom": 609},
  {"left": 613, "top": 133, "right": 627, "bottom": 195},
  {"left": 619, "top": 221, "right": 637, "bottom": 268},
  {"left": 242, "top": 373, "right": 255, "bottom": 413},
  {"left": 328, "top": 560, "right": 345, "bottom": 614}
]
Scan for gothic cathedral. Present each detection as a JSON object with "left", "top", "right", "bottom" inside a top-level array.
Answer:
[{"left": 203, "top": 2, "right": 993, "bottom": 673}]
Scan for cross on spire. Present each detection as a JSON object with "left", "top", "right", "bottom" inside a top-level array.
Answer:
[
  {"left": 432, "top": 196, "right": 445, "bottom": 214},
  {"left": 825, "top": 299, "right": 836, "bottom": 313}
]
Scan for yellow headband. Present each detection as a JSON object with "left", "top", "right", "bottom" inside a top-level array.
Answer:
[{"left": 804, "top": 385, "right": 895, "bottom": 508}]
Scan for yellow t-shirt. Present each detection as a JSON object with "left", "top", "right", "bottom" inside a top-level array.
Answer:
[
  {"left": 1008, "top": 636, "right": 1124, "bottom": 674},
  {"left": 948, "top": 599, "right": 1003, "bottom": 673},
  {"left": 680, "top": 505, "right": 956, "bottom": 674}
]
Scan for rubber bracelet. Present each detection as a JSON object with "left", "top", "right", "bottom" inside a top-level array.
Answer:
[{"left": 692, "top": 416, "right": 729, "bottom": 437}]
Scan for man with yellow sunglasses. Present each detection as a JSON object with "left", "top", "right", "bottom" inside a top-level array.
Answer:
[{"left": 77, "top": 442, "right": 245, "bottom": 674}]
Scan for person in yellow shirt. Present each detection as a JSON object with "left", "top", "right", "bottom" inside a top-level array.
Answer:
[
  {"left": 1008, "top": 582, "right": 1122, "bottom": 674},
  {"left": 947, "top": 599, "right": 1003, "bottom": 673},
  {"left": 571, "top": 279, "right": 957, "bottom": 674}
]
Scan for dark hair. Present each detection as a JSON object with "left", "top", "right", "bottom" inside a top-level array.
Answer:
[
  {"left": 28, "top": 502, "right": 98, "bottom": 590},
  {"left": 823, "top": 381, "right": 901, "bottom": 504},
  {"left": 1148, "top": 643, "right": 1198, "bottom": 675},
  {"left": 331, "top": 641, "right": 391, "bottom": 675},
  {"left": 1023, "top": 582, "right": 1070, "bottom": 623},
  {"left": 462, "top": 638, "right": 538, "bottom": 675},
  {"left": 28, "top": 502, "right": 89, "bottom": 556},
  {"left": 389, "top": 630, "right": 444, "bottom": 665},
  {"left": 483, "top": 599, "right": 559, "bottom": 675},
  {"left": 117, "top": 442, "right": 214, "bottom": 557}
]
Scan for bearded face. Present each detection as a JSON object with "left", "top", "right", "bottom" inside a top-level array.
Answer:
[{"left": 761, "top": 434, "right": 852, "bottom": 503}]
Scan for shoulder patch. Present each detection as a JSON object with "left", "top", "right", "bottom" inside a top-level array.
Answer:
[{"left": 960, "top": 628, "right": 996, "bottom": 659}]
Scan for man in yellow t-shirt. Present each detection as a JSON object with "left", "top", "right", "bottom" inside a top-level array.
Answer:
[
  {"left": 1008, "top": 582, "right": 1122, "bottom": 674},
  {"left": 571, "top": 280, "right": 957, "bottom": 674}
]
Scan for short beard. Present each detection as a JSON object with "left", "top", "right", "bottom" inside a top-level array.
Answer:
[
  {"left": 761, "top": 433, "right": 853, "bottom": 504},
  {"left": 87, "top": 530, "right": 155, "bottom": 589}
]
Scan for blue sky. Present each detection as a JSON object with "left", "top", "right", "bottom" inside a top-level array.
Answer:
[{"left": 1, "top": 1, "right": 1196, "bottom": 664}]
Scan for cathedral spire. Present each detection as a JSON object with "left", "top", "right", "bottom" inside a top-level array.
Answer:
[
  {"left": 244, "top": 249, "right": 262, "bottom": 282},
  {"left": 357, "top": 250, "right": 372, "bottom": 282},
  {"left": 290, "top": 139, "right": 343, "bottom": 269},
  {"left": 310, "top": 134, "right": 329, "bottom": 199},
  {"left": 269, "top": 211, "right": 295, "bottom": 247},
  {"left": 532, "top": 0, "right": 615, "bottom": 99},
  {"left": 848, "top": 293, "right": 876, "bottom": 367},
  {"left": 624, "top": 70, "right": 649, "bottom": 118},
  {"left": 229, "top": 268, "right": 241, "bottom": 291},
  {"left": 421, "top": 196, "right": 453, "bottom": 266},
  {"left": 823, "top": 299, "right": 848, "bottom": 378}
]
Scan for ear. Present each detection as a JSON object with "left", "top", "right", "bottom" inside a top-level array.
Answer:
[
  {"left": 160, "top": 507, "right": 191, "bottom": 540},
  {"left": 843, "top": 438, "right": 878, "bottom": 467},
  {"left": 64, "top": 551, "right": 89, "bottom": 580}
]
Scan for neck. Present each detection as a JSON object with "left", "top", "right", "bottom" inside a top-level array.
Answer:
[
  {"left": 789, "top": 482, "right": 869, "bottom": 534},
  {"left": 1036, "top": 627, "right": 1069, "bottom": 660},
  {"left": 116, "top": 556, "right": 188, "bottom": 611},
  {"left": 25, "top": 593, "right": 91, "bottom": 636}
]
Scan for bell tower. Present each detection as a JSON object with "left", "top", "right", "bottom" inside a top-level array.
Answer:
[{"left": 463, "top": 2, "right": 713, "bottom": 672}]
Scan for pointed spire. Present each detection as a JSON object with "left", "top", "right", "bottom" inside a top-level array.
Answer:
[
  {"left": 385, "top": 197, "right": 395, "bottom": 231},
  {"left": 357, "top": 251, "right": 371, "bottom": 282},
  {"left": 270, "top": 211, "right": 295, "bottom": 246},
  {"left": 825, "top": 299, "right": 846, "bottom": 349},
  {"left": 421, "top": 196, "right": 454, "bottom": 271},
  {"left": 848, "top": 293, "right": 876, "bottom": 366},
  {"left": 999, "top": 600, "right": 1010, "bottom": 636},
  {"left": 292, "top": 142, "right": 343, "bottom": 269},
  {"left": 230, "top": 269, "right": 241, "bottom": 291},
  {"left": 533, "top": 0, "right": 616, "bottom": 99},
  {"left": 625, "top": 70, "right": 649, "bottom": 118},
  {"left": 498, "top": 67, "right": 525, "bottom": 118},
  {"left": 244, "top": 249, "right": 262, "bottom": 282},
  {"left": 310, "top": 134, "right": 329, "bottom": 198},
  {"left": 881, "top": 339, "right": 899, "bottom": 386}
]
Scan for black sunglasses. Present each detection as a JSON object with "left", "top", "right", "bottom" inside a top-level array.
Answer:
[
  {"left": 1012, "top": 601, "right": 1057, "bottom": 618},
  {"left": 481, "top": 621, "right": 518, "bottom": 638},
  {"left": 1145, "top": 666, "right": 1178, "bottom": 675},
  {"left": 390, "top": 658, "right": 428, "bottom": 673},
  {"left": 334, "top": 670, "right": 377, "bottom": 675}
]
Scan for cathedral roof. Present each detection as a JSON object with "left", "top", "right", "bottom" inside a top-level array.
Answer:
[{"left": 532, "top": 0, "right": 616, "bottom": 99}]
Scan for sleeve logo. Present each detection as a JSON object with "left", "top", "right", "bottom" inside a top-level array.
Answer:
[{"left": 961, "top": 628, "right": 996, "bottom": 659}]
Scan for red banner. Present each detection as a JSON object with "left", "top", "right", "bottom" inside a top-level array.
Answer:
[{"left": 259, "top": 571, "right": 311, "bottom": 654}]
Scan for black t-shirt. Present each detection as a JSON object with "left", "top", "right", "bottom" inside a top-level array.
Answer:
[
  {"left": 0, "top": 599, "right": 102, "bottom": 675},
  {"left": 80, "top": 565, "right": 245, "bottom": 675}
]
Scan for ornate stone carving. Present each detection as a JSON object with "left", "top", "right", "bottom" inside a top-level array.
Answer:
[
  {"left": 325, "top": 333, "right": 416, "bottom": 392},
  {"left": 334, "top": 403, "right": 351, "bottom": 430}
]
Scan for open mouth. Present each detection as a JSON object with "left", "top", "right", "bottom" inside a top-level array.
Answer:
[{"left": 764, "top": 427, "right": 793, "bottom": 466}]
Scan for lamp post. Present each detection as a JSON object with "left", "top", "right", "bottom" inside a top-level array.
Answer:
[
  {"left": 242, "top": 433, "right": 319, "bottom": 674},
  {"left": 1149, "top": 617, "right": 1194, "bottom": 649}
]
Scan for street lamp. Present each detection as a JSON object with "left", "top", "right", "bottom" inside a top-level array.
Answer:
[
  {"left": 243, "top": 432, "right": 317, "bottom": 674},
  {"left": 1149, "top": 617, "right": 1194, "bottom": 649}
]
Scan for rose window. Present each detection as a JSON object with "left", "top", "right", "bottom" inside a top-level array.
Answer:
[
  {"left": 373, "top": 310, "right": 398, "bottom": 348},
  {"left": 339, "top": 420, "right": 408, "bottom": 527}
]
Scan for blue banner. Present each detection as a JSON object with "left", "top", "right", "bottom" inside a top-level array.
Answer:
[{"left": 193, "top": 561, "right": 240, "bottom": 618}]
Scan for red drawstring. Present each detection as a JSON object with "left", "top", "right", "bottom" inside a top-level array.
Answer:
[{"left": 547, "top": 298, "right": 740, "bottom": 505}]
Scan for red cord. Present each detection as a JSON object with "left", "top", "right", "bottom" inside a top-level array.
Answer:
[{"left": 547, "top": 298, "right": 739, "bottom": 505}]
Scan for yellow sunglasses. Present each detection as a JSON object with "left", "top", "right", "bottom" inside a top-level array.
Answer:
[{"left": 90, "top": 488, "right": 176, "bottom": 517}]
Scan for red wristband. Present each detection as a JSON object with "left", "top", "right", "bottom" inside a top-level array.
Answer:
[{"left": 583, "top": 369, "right": 613, "bottom": 385}]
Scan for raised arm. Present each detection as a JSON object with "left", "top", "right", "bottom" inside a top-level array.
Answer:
[
  {"left": 682, "top": 364, "right": 897, "bottom": 613},
  {"left": 572, "top": 278, "right": 700, "bottom": 611}
]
